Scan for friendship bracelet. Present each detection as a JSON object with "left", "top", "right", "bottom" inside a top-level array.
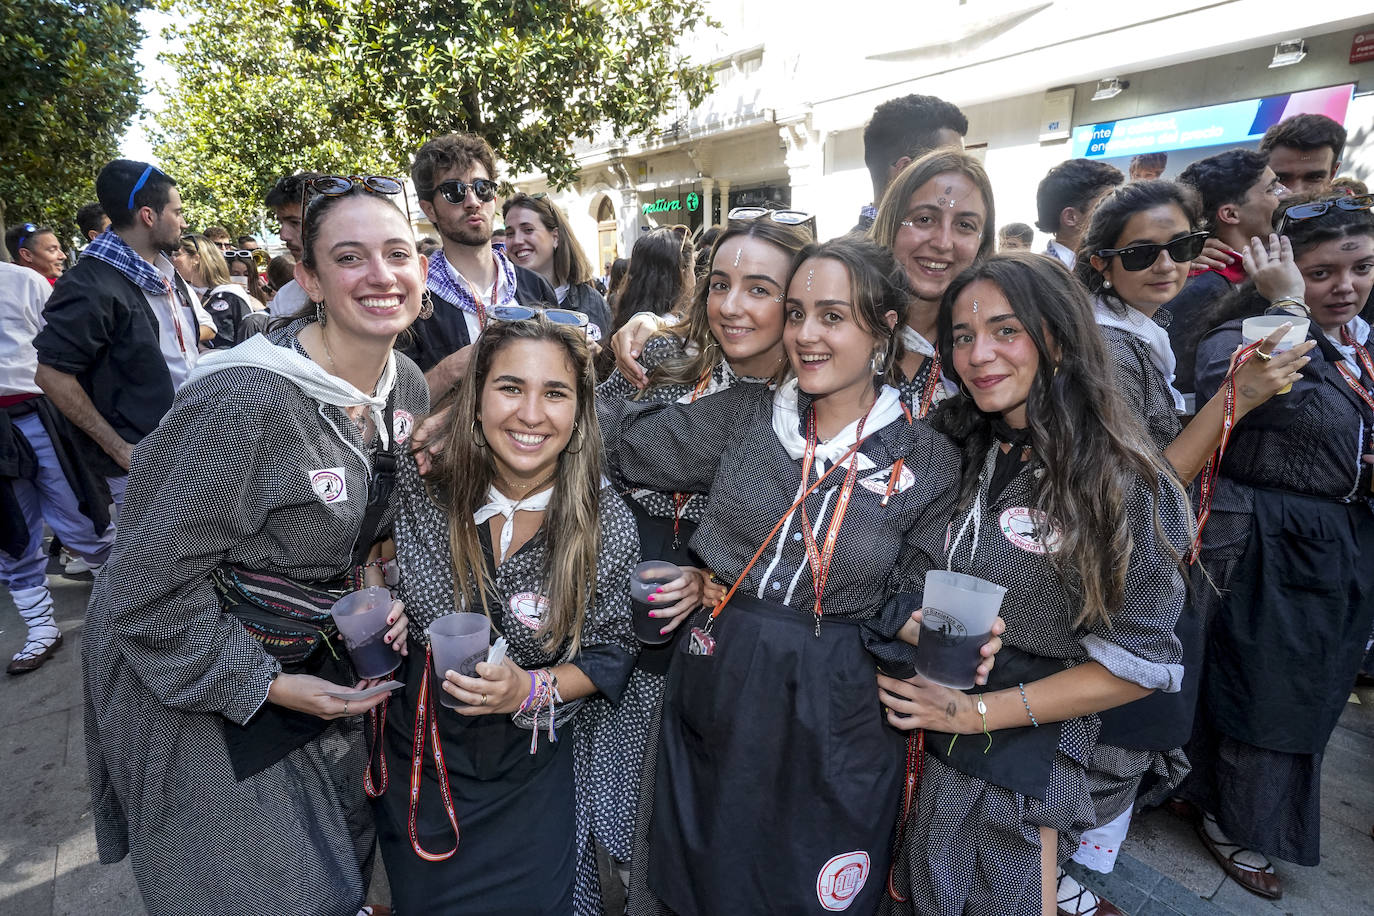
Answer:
[
  {"left": 946, "top": 694, "right": 993, "bottom": 755},
  {"left": 361, "top": 557, "right": 391, "bottom": 570},
  {"left": 1018, "top": 682, "right": 1039, "bottom": 727}
]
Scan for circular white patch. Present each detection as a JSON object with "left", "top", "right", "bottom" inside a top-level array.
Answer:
[
  {"left": 999, "top": 507, "right": 1062, "bottom": 554},
  {"left": 510, "top": 592, "right": 550, "bottom": 629},
  {"left": 310, "top": 470, "right": 345, "bottom": 503},
  {"left": 816, "top": 851, "right": 870, "bottom": 911}
]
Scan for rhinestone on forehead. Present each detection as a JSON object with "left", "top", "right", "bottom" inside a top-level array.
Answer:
[
  {"left": 972, "top": 299, "right": 979, "bottom": 314},
  {"left": 733, "top": 245, "right": 743, "bottom": 268},
  {"left": 806, "top": 268, "right": 815, "bottom": 291}
]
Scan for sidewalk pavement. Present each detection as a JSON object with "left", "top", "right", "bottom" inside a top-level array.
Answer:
[{"left": 2, "top": 568, "right": 1371, "bottom": 915}]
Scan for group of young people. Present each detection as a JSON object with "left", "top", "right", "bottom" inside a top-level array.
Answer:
[{"left": 66, "top": 105, "right": 1373, "bottom": 916}]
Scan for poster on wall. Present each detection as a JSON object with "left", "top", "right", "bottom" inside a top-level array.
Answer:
[{"left": 1069, "top": 84, "right": 1355, "bottom": 178}]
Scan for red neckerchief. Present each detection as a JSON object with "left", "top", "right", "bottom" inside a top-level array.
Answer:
[{"left": 1187, "top": 250, "right": 1245, "bottom": 286}]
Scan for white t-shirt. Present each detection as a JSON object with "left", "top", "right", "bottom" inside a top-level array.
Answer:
[
  {"left": 144, "top": 253, "right": 200, "bottom": 390},
  {"left": 0, "top": 262, "right": 50, "bottom": 397}
]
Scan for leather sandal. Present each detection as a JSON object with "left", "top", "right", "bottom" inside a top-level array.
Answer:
[
  {"left": 1194, "top": 820, "right": 1282, "bottom": 899},
  {"left": 6, "top": 632, "right": 63, "bottom": 675},
  {"left": 357, "top": 906, "right": 390, "bottom": 916},
  {"left": 1057, "top": 870, "right": 1125, "bottom": 916}
]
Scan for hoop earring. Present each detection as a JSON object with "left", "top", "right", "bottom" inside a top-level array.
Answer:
[
  {"left": 418, "top": 290, "right": 434, "bottom": 320},
  {"left": 564, "top": 424, "right": 583, "bottom": 454},
  {"left": 471, "top": 420, "right": 488, "bottom": 449},
  {"left": 958, "top": 380, "right": 972, "bottom": 399},
  {"left": 314, "top": 300, "right": 326, "bottom": 325}
]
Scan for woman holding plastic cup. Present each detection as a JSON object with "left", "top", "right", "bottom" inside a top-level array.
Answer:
[
  {"left": 879, "top": 253, "right": 1192, "bottom": 916},
  {"left": 377, "top": 313, "right": 638, "bottom": 915},
  {"left": 80, "top": 177, "right": 425, "bottom": 915},
  {"left": 1172, "top": 194, "right": 1374, "bottom": 899},
  {"left": 602, "top": 236, "right": 996, "bottom": 915}
]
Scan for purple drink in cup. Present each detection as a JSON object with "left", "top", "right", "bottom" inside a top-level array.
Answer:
[
  {"left": 330, "top": 586, "right": 402, "bottom": 679},
  {"left": 914, "top": 570, "right": 1006, "bottom": 690},
  {"left": 630, "top": 560, "right": 682, "bottom": 645},
  {"left": 427, "top": 612, "right": 491, "bottom": 709}
]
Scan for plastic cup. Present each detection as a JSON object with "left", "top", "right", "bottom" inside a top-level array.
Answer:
[
  {"left": 1242, "top": 316, "right": 1309, "bottom": 394},
  {"left": 426, "top": 612, "right": 491, "bottom": 709},
  {"left": 629, "top": 560, "right": 683, "bottom": 645},
  {"left": 330, "top": 586, "right": 401, "bottom": 679},
  {"left": 914, "top": 570, "right": 1007, "bottom": 689}
]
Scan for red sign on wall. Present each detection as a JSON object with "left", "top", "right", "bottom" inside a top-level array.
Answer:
[{"left": 1351, "top": 28, "right": 1374, "bottom": 65}]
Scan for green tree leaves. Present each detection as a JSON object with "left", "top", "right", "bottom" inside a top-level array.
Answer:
[{"left": 0, "top": 0, "right": 146, "bottom": 243}]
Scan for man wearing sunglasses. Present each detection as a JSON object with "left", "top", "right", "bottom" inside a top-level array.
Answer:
[
  {"left": 406, "top": 132, "right": 556, "bottom": 399},
  {"left": 4, "top": 223, "right": 67, "bottom": 284},
  {"left": 34, "top": 159, "right": 198, "bottom": 512},
  {"left": 1167, "top": 150, "right": 1288, "bottom": 397}
]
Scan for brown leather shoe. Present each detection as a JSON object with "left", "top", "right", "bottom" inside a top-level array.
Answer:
[
  {"left": 1195, "top": 820, "right": 1282, "bottom": 899},
  {"left": 6, "top": 633, "right": 63, "bottom": 675},
  {"left": 1163, "top": 796, "right": 1199, "bottom": 824}
]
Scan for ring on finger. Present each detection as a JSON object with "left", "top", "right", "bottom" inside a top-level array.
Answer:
[
  {"left": 480, "top": 693, "right": 487, "bottom": 705},
  {"left": 343, "top": 700, "right": 349, "bottom": 715},
  {"left": 1253, "top": 349, "right": 1273, "bottom": 362}
]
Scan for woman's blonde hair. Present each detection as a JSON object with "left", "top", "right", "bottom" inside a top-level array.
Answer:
[
  {"left": 179, "top": 233, "right": 232, "bottom": 288},
  {"left": 428, "top": 315, "right": 603, "bottom": 654}
]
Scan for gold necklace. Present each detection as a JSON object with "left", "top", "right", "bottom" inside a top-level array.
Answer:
[{"left": 495, "top": 469, "right": 558, "bottom": 497}]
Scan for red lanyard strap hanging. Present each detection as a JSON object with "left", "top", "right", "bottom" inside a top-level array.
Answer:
[
  {"left": 1189, "top": 339, "right": 1265, "bottom": 563},
  {"left": 465, "top": 258, "right": 500, "bottom": 329},
  {"left": 886, "top": 729, "right": 925, "bottom": 903},
  {"left": 670, "top": 369, "right": 717, "bottom": 547},
  {"left": 798, "top": 410, "right": 868, "bottom": 634},
  {"left": 404, "top": 646, "right": 461, "bottom": 861},
  {"left": 1334, "top": 326, "right": 1374, "bottom": 415},
  {"left": 917, "top": 351, "right": 941, "bottom": 420}
]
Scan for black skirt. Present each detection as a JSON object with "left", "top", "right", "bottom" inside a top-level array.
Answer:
[
  {"left": 646, "top": 593, "right": 903, "bottom": 915},
  {"left": 372, "top": 652, "right": 576, "bottom": 916}
]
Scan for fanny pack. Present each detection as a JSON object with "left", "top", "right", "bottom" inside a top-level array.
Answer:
[{"left": 211, "top": 566, "right": 361, "bottom": 667}]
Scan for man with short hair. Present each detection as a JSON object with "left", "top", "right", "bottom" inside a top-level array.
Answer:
[
  {"left": 237, "top": 234, "right": 261, "bottom": 251},
  {"left": 1168, "top": 150, "right": 1287, "bottom": 398},
  {"left": 203, "top": 225, "right": 232, "bottom": 251},
  {"left": 408, "top": 132, "right": 556, "bottom": 399},
  {"left": 4, "top": 224, "right": 66, "bottom": 282},
  {"left": 1260, "top": 113, "right": 1345, "bottom": 196},
  {"left": 998, "top": 222, "right": 1035, "bottom": 251},
  {"left": 34, "top": 159, "right": 196, "bottom": 510},
  {"left": 1129, "top": 152, "right": 1168, "bottom": 181},
  {"left": 856, "top": 94, "right": 968, "bottom": 230},
  {"left": 76, "top": 203, "right": 110, "bottom": 246},
  {"left": 0, "top": 262, "right": 114, "bottom": 673},
  {"left": 1035, "top": 159, "right": 1125, "bottom": 269},
  {"left": 262, "top": 172, "right": 323, "bottom": 316}
]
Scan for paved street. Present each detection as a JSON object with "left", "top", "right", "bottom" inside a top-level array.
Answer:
[{"left": 1, "top": 565, "right": 1371, "bottom": 915}]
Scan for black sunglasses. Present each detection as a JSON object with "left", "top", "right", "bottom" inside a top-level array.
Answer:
[
  {"left": 436, "top": 178, "right": 498, "bottom": 205},
  {"left": 1276, "top": 194, "right": 1374, "bottom": 234},
  {"left": 491, "top": 305, "right": 589, "bottom": 329},
  {"left": 1096, "top": 230, "right": 1209, "bottom": 272},
  {"left": 310, "top": 175, "right": 403, "bottom": 197}
]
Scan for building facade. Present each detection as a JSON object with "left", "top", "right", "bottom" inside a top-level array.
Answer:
[{"left": 510, "top": 0, "right": 1374, "bottom": 267}]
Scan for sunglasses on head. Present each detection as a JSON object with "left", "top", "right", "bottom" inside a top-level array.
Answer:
[
  {"left": 224, "top": 249, "right": 256, "bottom": 262},
  {"left": 491, "top": 305, "right": 589, "bottom": 330},
  {"left": 1096, "top": 230, "right": 1209, "bottom": 272},
  {"left": 1276, "top": 194, "right": 1374, "bottom": 235},
  {"left": 17, "top": 223, "right": 39, "bottom": 249},
  {"left": 436, "top": 178, "right": 498, "bottom": 205},
  {"left": 727, "top": 206, "right": 814, "bottom": 226},
  {"left": 310, "top": 175, "right": 403, "bottom": 198}
]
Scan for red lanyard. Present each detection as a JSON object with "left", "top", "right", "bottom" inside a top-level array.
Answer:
[
  {"left": 916, "top": 351, "right": 941, "bottom": 419},
  {"left": 670, "top": 370, "right": 717, "bottom": 546},
  {"left": 464, "top": 259, "right": 500, "bottom": 328},
  {"left": 1334, "top": 327, "right": 1374, "bottom": 416},
  {"left": 886, "top": 729, "right": 924, "bottom": 902},
  {"left": 163, "top": 278, "right": 190, "bottom": 356},
  {"left": 798, "top": 410, "right": 867, "bottom": 632},
  {"left": 1189, "top": 338, "right": 1268, "bottom": 563}
]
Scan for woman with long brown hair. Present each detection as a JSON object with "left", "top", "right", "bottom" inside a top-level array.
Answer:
[
  {"left": 503, "top": 193, "right": 614, "bottom": 340},
  {"left": 374, "top": 312, "right": 639, "bottom": 915},
  {"left": 881, "top": 253, "right": 1192, "bottom": 916}
]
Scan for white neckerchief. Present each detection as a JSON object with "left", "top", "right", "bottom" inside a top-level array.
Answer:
[
  {"left": 1324, "top": 315, "right": 1371, "bottom": 378},
  {"left": 770, "top": 378, "right": 904, "bottom": 474},
  {"left": 186, "top": 331, "right": 398, "bottom": 447},
  {"left": 474, "top": 484, "right": 555, "bottom": 563},
  {"left": 1093, "top": 297, "right": 1186, "bottom": 412},
  {"left": 675, "top": 358, "right": 738, "bottom": 404},
  {"left": 901, "top": 325, "right": 936, "bottom": 358}
]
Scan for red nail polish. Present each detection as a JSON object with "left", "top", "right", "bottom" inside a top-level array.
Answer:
[
  {"left": 385, "top": 635, "right": 392, "bottom": 643},
  {"left": 647, "top": 595, "right": 656, "bottom": 602}
]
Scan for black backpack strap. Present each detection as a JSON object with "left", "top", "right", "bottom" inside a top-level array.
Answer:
[{"left": 351, "top": 391, "right": 399, "bottom": 566}]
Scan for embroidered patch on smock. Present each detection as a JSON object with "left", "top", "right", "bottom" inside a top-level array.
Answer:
[
  {"left": 817, "top": 850, "right": 870, "bottom": 911},
  {"left": 999, "top": 507, "right": 1062, "bottom": 554},
  {"left": 510, "top": 592, "right": 550, "bottom": 629},
  {"left": 392, "top": 409, "right": 414, "bottom": 444},
  {"left": 858, "top": 463, "right": 916, "bottom": 497},
  {"left": 309, "top": 467, "right": 347, "bottom": 504}
]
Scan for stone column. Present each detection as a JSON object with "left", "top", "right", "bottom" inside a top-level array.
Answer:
[
  {"left": 700, "top": 176, "right": 715, "bottom": 228},
  {"left": 716, "top": 179, "right": 732, "bottom": 227}
]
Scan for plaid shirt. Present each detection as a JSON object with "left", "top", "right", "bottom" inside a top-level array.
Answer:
[
  {"left": 425, "top": 245, "right": 518, "bottom": 318},
  {"left": 81, "top": 229, "right": 172, "bottom": 296}
]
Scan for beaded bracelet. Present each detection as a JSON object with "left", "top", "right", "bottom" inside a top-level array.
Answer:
[
  {"left": 1018, "top": 682, "right": 1039, "bottom": 727},
  {"left": 361, "top": 557, "right": 391, "bottom": 570}
]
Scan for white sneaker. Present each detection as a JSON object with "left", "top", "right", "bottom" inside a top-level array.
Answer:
[{"left": 64, "top": 556, "right": 92, "bottom": 575}]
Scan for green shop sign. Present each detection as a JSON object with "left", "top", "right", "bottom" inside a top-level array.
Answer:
[{"left": 642, "top": 194, "right": 701, "bottom": 215}]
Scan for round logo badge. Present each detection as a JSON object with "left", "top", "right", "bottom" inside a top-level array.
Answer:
[
  {"left": 393, "top": 409, "right": 414, "bottom": 444},
  {"left": 510, "top": 592, "right": 549, "bottom": 629},
  {"left": 999, "top": 507, "right": 1063, "bottom": 554},
  {"left": 816, "top": 851, "right": 870, "bottom": 911},
  {"left": 310, "top": 470, "right": 345, "bottom": 503},
  {"left": 921, "top": 607, "right": 968, "bottom": 647}
]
